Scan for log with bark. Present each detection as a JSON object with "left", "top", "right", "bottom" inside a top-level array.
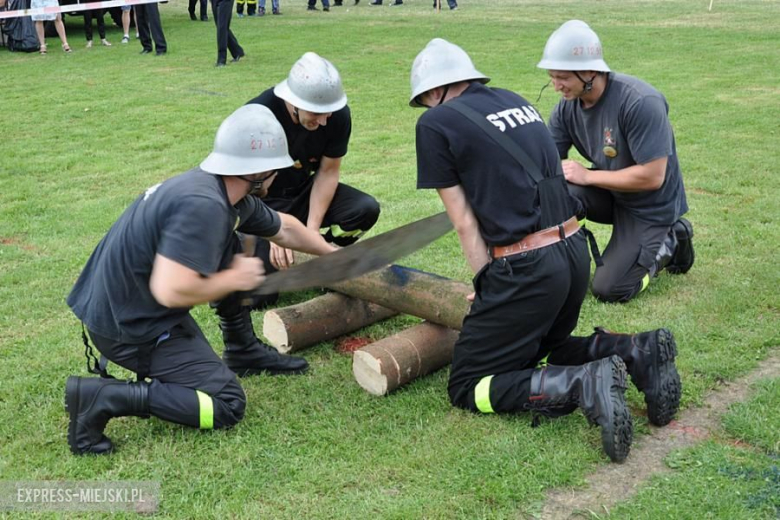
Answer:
[
  {"left": 295, "top": 253, "right": 472, "bottom": 330},
  {"left": 352, "top": 322, "right": 459, "bottom": 396},
  {"left": 262, "top": 292, "right": 397, "bottom": 353}
]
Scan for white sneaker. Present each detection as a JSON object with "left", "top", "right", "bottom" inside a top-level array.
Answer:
[
  {"left": 121, "top": 35, "right": 129, "bottom": 44},
  {"left": 101, "top": 38, "right": 112, "bottom": 46},
  {"left": 86, "top": 40, "right": 93, "bottom": 48}
]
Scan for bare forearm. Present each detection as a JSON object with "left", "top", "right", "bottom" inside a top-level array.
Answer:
[
  {"left": 564, "top": 156, "right": 667, "bottom": 193},
  {"left": 437, "top": 186, "right": 489, "bottom": 274},
  {"left": 307, "top": 170, "right": 339, "bottom": 230},
  {"left": 273, "top": 213, "right": 338, "bottom": 256},
  {"left": 586, "top": 165, "right": 665, "bottom": 192},
  {"left": 152, "top": 271, "right": 235, "bottom": 308},
  {"left": 455, "top": 221, "right": 489, "bottom": 274},
  {"left": 151, "top": 266, "right": 239, "bottom": 308},
  {"left": 150, "top": 254, "right": 262, "bottom": 308}
]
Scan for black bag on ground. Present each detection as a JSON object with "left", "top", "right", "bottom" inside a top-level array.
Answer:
[{"left": 2, "top": 0, "right": 40, "bottom": 52}]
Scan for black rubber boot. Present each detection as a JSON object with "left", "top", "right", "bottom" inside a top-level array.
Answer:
[
  {"left": 525, "top": 356, "right": 633, "bottom": 463},
  {"left": 65, "top": 376, "right": 149, "bottom": 456},
  {"left": 649, "top": 231, "right": 677, "bottom": 278},
  {"left": 586, "top": 328, "right": 681, "bottom": 426},
  {"left": 666, "top": 218, "right": 695, "bottom": 274},
  {"left": 219, "top": 308, "right": 309, "bottom": 376}
]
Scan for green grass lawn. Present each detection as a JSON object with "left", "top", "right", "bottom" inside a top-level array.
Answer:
[
  {"left": 1, "top": 0, "right": 779, "bottom": 517},
  {"left": 609, "top": 378, "right": 779, "bottom": 520}
]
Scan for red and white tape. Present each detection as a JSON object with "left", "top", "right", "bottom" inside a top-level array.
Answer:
[{"left": 0, "top": 0, "right": 164, "bottom": 20}]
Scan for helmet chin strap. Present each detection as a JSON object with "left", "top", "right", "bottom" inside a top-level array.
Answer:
[
  {"left": 535, "top": 79, "right": 552, "bottom": 103},
  {"left": 436, "top": 85, "right": 451, "bottom": 106},
  {"left": 292, "top": 106, "right": 300, "bottom": 124},
  {"left": 239, "top": 175, "right": 265, "bottom": 193},
  {"left": 417, "top": 85, "right": 452, "bottom": 109},
  {"left": 574, "top": 72, "right": 598, "bottom": 93}
]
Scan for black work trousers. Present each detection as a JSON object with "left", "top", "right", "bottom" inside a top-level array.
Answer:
[
  {"left": 247, "top": 182, "right": 380, "bottom": 307},
  {"left": 448, "top": 231, "right": 593, "bottom": 414},
  {"left": 136, "top": 1, "right": 167, "bottom": 53},
  {"left": 89, "top": 314, "right": 246, "bottom": 430},
  {"left": 211, "top": 0, "right": 243, "bottom": 64},
  {"left": 569, "top": 184, "right": 673, "bottom": 303},
  {"left": 190, "top": 0, "right": 208, "bottom": 18},
  {"left": 83, "top": 9, "right": 106, "bottom": 41}
]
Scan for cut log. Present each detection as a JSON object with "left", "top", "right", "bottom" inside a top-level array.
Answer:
[
  {"left": 295, "top": 253, "right": 472, "bottom": 330},
  {"left": 352, "top": 322, "right": 459, "bottom": 396},
  {"left": 263, "top": 292, "right": 397, "bottom": 353}
]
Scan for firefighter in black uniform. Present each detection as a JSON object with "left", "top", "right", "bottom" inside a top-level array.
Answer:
[
  {"left": 240, "top": 52, "right": 380, "bottom": 309},
  {"left": 65, "top": 105, "right": 337, "bottom": 455},
  {"left": 537, "top": 20, "right": 694, "bottom": 303},
  {"left": 410, "top": 39, "right": 682, "bottom": 462},
  {"left": 213, "top": 54, "right": 379, "bottom": 380}
]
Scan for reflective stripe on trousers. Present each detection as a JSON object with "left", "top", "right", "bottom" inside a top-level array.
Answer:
[
  {"left": 474, "top": 375, "right": 495, "bottom": 414},
  {"left": 196, "top": 390, "right": 214, "bottom": 430}
]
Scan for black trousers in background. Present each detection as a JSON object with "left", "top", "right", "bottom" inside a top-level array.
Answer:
[
  {"left": 189, "top": 0, "right": 208, "bottom": 18},
  {"left": 448, "top": 231, "right": 593, "bottom": 414},
  {"left": 247, "top": 182, "right": 380, "bottom": 307},
  {"left": 83, "top": 9, "right": 106, "bottom": 41},
  {"left": 136, "top": 1, "right": 167, "bottom": 53},
  {"left": 211, "top": 0, "right": 243, "bottom": 64},
  {"left": 568, "top": 184, "right": 673, "bottom": 303},
  {"left": 89, "top": 314, "right": 246, "bottom": 430}
]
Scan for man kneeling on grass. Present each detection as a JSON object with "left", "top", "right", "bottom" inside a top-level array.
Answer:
[
  {"left": 65, "top": 105, "right": 336, "bottom": 456},
  {"left": 408, "top": 39, "right": 682, "bottom": 462}
]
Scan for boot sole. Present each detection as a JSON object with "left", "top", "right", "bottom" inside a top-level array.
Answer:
[
  {"left": 600, "top": 356, "right": 633, "bottom": 463},
  {"left": 65, "top": 376, "right": 116, "bottom": 456},
  {"left": 645, "top": 329, "right": 682, "bottom": 426},
  {"left": 666, "top": 218, "right": 694, "bottom": 274},
  {"left": 65, "top": 376, "right": 83, "bottom": 455}
]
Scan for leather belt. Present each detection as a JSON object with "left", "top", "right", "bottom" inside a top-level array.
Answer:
[{"left": 490, "top": 217, "right": 580, "bottom": 259}]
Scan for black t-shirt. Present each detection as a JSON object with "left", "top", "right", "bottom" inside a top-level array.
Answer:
[
  {"left": 416, "top": 82, "right": 566, "bottom": 246},
  {"left": 548, "top": 72, "right": 688, "bottom": 225},
  {"left": 66, "top": 168, "right": 281, "bottom": 343},
  {"left": 246, "top": 88, "right": 351, "bottom": 198}
]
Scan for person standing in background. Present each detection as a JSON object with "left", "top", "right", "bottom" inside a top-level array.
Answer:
[
  {"left": 189, "top": 0, "right": 208, "bottom": 20},
  {"left": 212, "top": 0, "right": 244, "bottom": 66},
  {"left": 257, "top": 0, "right": 280, "bottom": 16},
  {"left": 31, "top": 0, "right": 71, "bottom": 54},
  {"left": 136, "top": 0, "right": 166, "bottom": 55},
  {"left": 120, "top": 6, "right": 132, "bottom": 43},
  {"left": 83, "top": 7, "right": 111, "bottom": 48},
  {"left": 307, "top": 0, "right": 330, "bottom": 12},
  {"left": 236, "top": 0, "right": 255, "bottom": 17}
]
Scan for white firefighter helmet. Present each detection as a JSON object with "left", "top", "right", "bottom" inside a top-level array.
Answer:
[
  {"left": 200, "top": 104, "right": 293, "bottom": 176},
  {"left": 409, "top": 38, "right": 490, "bottom": 107},
  {"left": 536, "top": 20, "right": 610, "bottom": 72},
  {"left": 273, "top": 52, "right": 347, "bottom": 113}
]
